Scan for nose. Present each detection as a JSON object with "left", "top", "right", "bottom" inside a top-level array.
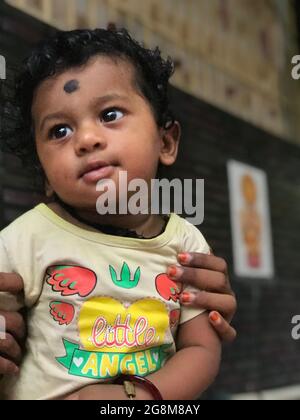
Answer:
[{"left": 74, "top": 123, "right": 107, "bottom": 155}]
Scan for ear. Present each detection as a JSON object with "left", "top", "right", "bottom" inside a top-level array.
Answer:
[{"left": 159, "top": 121, "right": 181, "bottom": 166}]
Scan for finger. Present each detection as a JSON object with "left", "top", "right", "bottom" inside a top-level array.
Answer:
[
  {"left": 180, "top": 291, "right": 237, "bottom": 322},
  {"left": 175, "top": 253, "right": 234, "bottom": 297},
  {"left": 0, "top": 273, "right": 24, "bottom": 294},
  {"left": 0, "top": 332, "right": 23, "bottom": 363},
  {"left": 0, "top": 310, "right": 26, "bottom": 341},
  {"left": 169, "top": 266, "right": 229, "bottom": 293},
  {"left": 0, "top": 355, "right": 19, "bottom": 375},
  {"left": 208, "top": 311, "right": 237, "bottom": 343},
  {"left": 178, "top": 253, "right": 228, "bottom": 273}
]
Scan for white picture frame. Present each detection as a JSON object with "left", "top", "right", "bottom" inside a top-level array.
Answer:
[{"left": 227, "top": 160, "right": 274, "bottom": 279}]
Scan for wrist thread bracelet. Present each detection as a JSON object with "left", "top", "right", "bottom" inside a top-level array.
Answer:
[{"left": 115, "top": 374, "right": 163, "bottom": 400}]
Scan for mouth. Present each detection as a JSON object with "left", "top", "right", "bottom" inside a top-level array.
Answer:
[{"left": 80, "top": 161, "right": 114, "bottom": 183}]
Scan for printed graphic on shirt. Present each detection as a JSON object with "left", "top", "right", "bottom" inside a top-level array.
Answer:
[
  {"left": 57, "top": 297, "right": 172, "bottom": 379},
  {"left": 46, "top": 265, "right": 97, "bottom": 297},
  {"left": 109, "top": 262, "right": 141, "bottom": 289},
  {"left": 155, "top": 273, "right": 181, "bottom": 302},
  {"left": 49, "top": 301, "right": 75, "bottom": 325}
]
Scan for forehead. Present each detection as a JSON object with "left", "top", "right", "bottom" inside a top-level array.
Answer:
[{"left": 32, "top": 56, "right": 138, "bottom": 114}]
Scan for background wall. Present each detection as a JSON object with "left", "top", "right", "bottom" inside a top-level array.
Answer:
[
  {"left": 5, "top": 0, "right": 300, "bottom": 143},
  {"left": 0, "top": 1, "right": 52, "bottom": 224},
  {"left": 168, "top": 88, "right": 300, "bottom": 396}
]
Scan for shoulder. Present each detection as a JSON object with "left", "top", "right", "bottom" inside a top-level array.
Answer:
[
  {"left": 0, "top": 204, "right": 46, "bottom": 241},
  {"left": 172, "top": 214, "right": 210, "bottom": 254}
]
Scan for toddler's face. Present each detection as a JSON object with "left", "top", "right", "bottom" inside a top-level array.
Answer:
[{"left": 31, "top": 56, "right": 178, "bottom": 212}]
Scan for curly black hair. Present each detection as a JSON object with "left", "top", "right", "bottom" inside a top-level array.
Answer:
[{"left": 0, "top": 28, "right": 175, "bottom": 178}]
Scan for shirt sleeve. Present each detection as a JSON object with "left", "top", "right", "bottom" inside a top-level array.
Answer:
[
  {"left": 0, "top": 235, "right": 24, "bottom": 311},
  {"left": 179, "top": 219, "right": 210, "bottom": 325}
]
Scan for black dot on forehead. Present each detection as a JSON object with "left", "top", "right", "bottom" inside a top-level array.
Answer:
[{"left": 64, "top": 79, "right": 80, "bottom": 94}]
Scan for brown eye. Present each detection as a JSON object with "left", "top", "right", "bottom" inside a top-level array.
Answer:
[
  {"left": 101, "top": 108, "right": 124, "bottom": 123},
  {"left": 49, "top": 125, "right": 72, "bottom": 139}
]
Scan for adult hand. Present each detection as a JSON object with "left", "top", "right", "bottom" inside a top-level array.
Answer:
[
  {"left": 167, "top": 253, "right": 237, "bottom": 342},
  {"left": 0, "top": 273, "right": 26, "bottom": 375}
]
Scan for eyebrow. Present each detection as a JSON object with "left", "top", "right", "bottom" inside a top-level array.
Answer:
[{"left": 38, "top": 93, "right": 128, "bottom": 132}]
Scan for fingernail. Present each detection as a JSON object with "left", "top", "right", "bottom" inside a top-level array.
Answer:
[
  {"left": 180, "top": 292, "right": 195, "bottom": 304},
  {"left": 209, "top": 311, "right": 220, "bottom": 323},
  {"left": 13, "top": 365, "right": 19, "bottom": 375},
  {"left": 167, "top": 265, "right": 183, "bottom": 279},
  {"left": 178, "top": 253, "right": 192, "bottom": 264}
]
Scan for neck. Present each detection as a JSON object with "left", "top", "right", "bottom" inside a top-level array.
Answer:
[
  {"left": 47, "top": 200, "right": 166, "bottom": 239},
  {"left": 78, "top": 208, "right": 165, "bottom": 237}
]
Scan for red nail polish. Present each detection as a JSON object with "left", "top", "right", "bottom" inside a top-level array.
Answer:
[
  {"left": 210, "top": 311, "right": 220, "bottom": 322},
  {"left": 181, "top": 292, "right": 191, "bottom": 303},
  {"left": 178, "top": 253, "right": 190, "bottom": 263},
  {"left": 168, "top": 266, "right": 177, "bottom": 278}
]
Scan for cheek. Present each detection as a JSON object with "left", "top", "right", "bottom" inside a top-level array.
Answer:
[
  {"left": 38, "top": 150, "right": 70, "bottom": 186},
  {"left": 123, "top": 135, "right": 161, "bottom": 170},
  {"left": 36, "top": 144, "right": 51, "bottom": 172},
  {"left": 124, "top": 157, "right": 159, "bottom": 182}
]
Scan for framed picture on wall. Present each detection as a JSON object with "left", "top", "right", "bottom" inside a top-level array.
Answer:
[{"left": 227, "top": 160, "right": 274, "bottom": 279}]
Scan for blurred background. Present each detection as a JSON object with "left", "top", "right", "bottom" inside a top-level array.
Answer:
[{"left": 0, "top": 0, "right": 300, "bottom": 400}]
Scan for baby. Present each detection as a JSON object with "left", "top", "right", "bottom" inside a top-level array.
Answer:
[{"left": 0, "top": 28, "right": 221, "bottom": 400}]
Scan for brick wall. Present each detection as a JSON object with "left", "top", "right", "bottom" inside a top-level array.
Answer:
[
  {"left": 168, "top": 87, "right": 300, "bottom": 396},
  {"left": 5, "top": 0, "right": 297, "bottom": 142},
  {"left": 1, "top": 1, "right": 300, "bottom": 397},
  {"left": 0, "top": 1, "right": 51, "bottom": 226}
]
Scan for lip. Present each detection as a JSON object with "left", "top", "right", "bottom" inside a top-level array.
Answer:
[{"left": 80, "top": 161, "right": 114, "bottom": 183}]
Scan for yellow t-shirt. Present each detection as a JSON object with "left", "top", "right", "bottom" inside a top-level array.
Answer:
[{"left": 0, "top": 204, "right": 209, "bottom": 400}]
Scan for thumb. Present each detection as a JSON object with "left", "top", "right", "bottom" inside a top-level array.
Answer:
[{"left": 209, "top": 311, "right": 237, "bottom": 343}]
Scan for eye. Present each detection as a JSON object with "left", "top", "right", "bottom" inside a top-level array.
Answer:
[
  {"left": 49, "top": 125, "right": 73, "bottom": 140},
  {"left": 101, "top": 108, "right": 124, "bottom": 123}
]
